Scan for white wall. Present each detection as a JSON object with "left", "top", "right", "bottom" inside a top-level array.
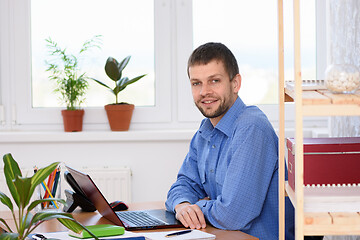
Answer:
[
  {"left": 0, "top": 127, "right": 327, "bottom": 204},
  {"left": 0, "top": 130, "right": 195, "bottom": 203}
]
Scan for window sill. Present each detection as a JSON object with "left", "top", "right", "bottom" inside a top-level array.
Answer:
[{"left": 0, "top": 129, "right": 196, "bottom": 143}]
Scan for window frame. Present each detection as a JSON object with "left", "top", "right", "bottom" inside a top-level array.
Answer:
[
  {"left": 0, "top": 0, "right": 14, "bottom": 129},
  {"left": 8, "top": 0, "right": 173, "bottom": 130},
  {"left": 0, "top": 0, "right": 328, "bottom": 131}
]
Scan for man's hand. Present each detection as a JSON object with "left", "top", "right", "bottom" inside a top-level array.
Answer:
[{"left": 174, "top": 202, "right": 206, "bottom": 229}]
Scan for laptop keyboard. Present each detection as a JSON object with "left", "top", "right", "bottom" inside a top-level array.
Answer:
[{"left": 116, "top": 211, "right": 165, "bottom": 227}]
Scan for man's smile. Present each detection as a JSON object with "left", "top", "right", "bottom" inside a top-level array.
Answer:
[{"left": 200, "top": 98, "right": 218, "bottom": 106}]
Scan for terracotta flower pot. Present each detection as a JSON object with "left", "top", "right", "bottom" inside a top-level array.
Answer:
[
  {"left": 61, "top": 109, "right": 85, "bottom": 132},
  {"left": 104, "top": 104, "right": 134, "bottom": 131}
]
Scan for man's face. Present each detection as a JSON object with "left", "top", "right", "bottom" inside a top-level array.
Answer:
[{"left": 189, "top": 60, "right": 241, "bottom": 126}]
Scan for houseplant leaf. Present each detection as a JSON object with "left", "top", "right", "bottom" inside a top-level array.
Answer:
[
  {"left": 13, "top": 176, "right": 32, "bottom": 208},
  {"left": 0, "top": 192, "right": 13, "bottom": 211},
  {"left": 21, "top": 212, "right": 33, "bottom": 234},
  {"left": 91, "top": 78, "right": 112, "bottom": 90},
  {"left": 122, "top": 74, "right": 146, "bottom": 88},
  {"left": 29, "top": 162, "right": 59, "bottom": 199},
  {"left": 3, "top": 153, "right": 21, "bottom": 207},
  {"left": 105, "top": 57, "right": 120, "bottom": 81},
  {"left": 27, "top": 213, "right": 98, "bottom": 240},
  {"left": 30, "top": 212, "right": 74, "bottom": 225},
  {"left": 57, "top": 218, "right": 99, "bottom": 239},
  {"left": 117, "top": 77, "right": 129, "bottom": 88},
  {"left": 0, "top": 154, "right": 98, "bottom": 240},
  {"left": 0, "top": 232, "right": 19, "bottom": 240},
  {"left": 27, "top": 198, "right": 65, "bottom": 212},
  {"left": 0, "top": 218, "right": 13, "bottom": 233},
  {"left": 117, "top": 55, "right": 131, "bottom": 74},
  {"left": 114, "top": 77, "right": 129, "bottom": 96}
]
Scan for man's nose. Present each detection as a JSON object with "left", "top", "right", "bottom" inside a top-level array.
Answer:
[{"left": 200, "top": 84, "right": 212, "bottom": 96}]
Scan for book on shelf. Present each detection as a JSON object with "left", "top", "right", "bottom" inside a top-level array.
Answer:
[
  {"left": 303, "top": 184, "right": 360, "bottom": 212},
  {"left": 285, "top": 79, "right": 326, "bottom": 91},
  {"left": 287, "top": 183, "right": 360, "bottom": 212}
]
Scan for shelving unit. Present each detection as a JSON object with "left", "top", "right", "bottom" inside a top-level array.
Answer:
[{"left": 277, "top": 0, "right": 360, "bottom": 239}]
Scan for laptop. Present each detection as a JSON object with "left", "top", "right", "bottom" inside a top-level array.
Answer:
[{"left": 66, "top": 166, "right": 182, "bottom": 230}]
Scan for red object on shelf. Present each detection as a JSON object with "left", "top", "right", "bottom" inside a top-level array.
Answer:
[{"left": 287, "top": 137, "right": 360, "bottom": 191}]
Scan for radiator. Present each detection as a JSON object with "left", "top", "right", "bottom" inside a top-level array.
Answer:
[
  {"left": 73, "top": 166, "right": 132, "bottom": 203},
  {"left": 0, "top": 166, "right": 132, "bottom": 211}
]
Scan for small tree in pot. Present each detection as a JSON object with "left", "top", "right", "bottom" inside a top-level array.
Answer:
[
  {"left": 45, "top": 35, "right": 102, "bottom": 132},
  {"left": 92, "top": 56, "right": 146, "bottom": 131}
]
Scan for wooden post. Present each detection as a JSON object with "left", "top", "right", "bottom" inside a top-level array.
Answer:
[
  {"left": 277, "top": 0, "right": 285, "bottom": 239},
  {"left": 293, "top": 0, "right": 304, "bottom": 239}
]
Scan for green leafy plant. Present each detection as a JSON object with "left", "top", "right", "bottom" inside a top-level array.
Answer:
[
  {"left": 0, "top": 153, "right": 99, "bottom": 240},
  {"left": 92, "top": 56, "right": 146, "bottom": 104},
  {"left": 45, "top": 35, "right": 102, "bottom": 110}
]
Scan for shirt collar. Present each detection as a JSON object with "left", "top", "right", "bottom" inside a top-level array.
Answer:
[{"left": 199, "top": 97, "right": 246, "bottom": 139}]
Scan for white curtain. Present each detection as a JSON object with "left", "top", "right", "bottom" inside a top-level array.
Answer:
[
  {"left": 326, "top": 1, "right": 360, "bottom": 239},
  {"left": 328, "top": 0, "right": 360, "bottom": 138}
]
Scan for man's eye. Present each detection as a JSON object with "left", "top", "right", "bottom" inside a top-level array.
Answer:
[
  {"left": 192, "top": 82, "right": 200, "bottom": 86},
  {"left": 212, "top": 79, "right": 219, "bottom": 83}
]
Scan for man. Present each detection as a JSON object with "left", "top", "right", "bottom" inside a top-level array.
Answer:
[{"left": 165, "top": 42, "right": 296, "bottom": 239}]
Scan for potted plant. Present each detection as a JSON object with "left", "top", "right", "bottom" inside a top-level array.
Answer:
[
  {"left": 92, "top": 56, "right": 146, "bottom": 131},
  {"left": 0, "top": 153, "right": 99, "bottom": 240},
  {"left": 45, "top": 35, "right": 102, "bottom": 132}
]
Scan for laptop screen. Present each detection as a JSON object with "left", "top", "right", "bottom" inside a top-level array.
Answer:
[{"left": 66, "top": 166, "right": 124, "bottom": 227}]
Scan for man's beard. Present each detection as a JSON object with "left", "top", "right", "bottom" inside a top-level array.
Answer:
[{"left": 195, "top": 98, "right": 230, "bottom": 119}]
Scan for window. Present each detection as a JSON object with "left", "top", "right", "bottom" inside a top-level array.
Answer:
[
  {"left": 192, "top": 0, "right": 316, "bottom": 105},
  {"left": 0, "top": 0, "right": 326, "bottom": 131},
  {"left": 31, "top": 0, "right": 155, "bottom": 108},
  {"left": 6, "top": 0, "right": 172, "bottom": 130}
]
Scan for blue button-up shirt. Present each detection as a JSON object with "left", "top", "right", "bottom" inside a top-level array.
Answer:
[{"left": 166, "top": 97, "right": 294, "bottom": 239}]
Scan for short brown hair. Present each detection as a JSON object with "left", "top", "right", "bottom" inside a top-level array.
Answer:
[{"left": 187, "top": 42, "right": 239, "bottom": 80}]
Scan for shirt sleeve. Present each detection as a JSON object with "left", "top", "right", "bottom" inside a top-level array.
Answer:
[
  {"left": 165, "top": 133, "right": 208, "bottom": 212},
  {"left": 195, "top": 124, "right": 278, "bottom": 230}
]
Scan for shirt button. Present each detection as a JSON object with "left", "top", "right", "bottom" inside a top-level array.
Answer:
[
  {"left": 210, "top": 169, "right": 214, "bottom": 173},
  {"left": 212, "top": 145, "right": 216, "bottom": 149}
]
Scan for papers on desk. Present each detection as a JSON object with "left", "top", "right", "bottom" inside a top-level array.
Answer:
[
  {"left": 30, "top": 230, "right": 142, "bottom": 239},
  {"left": 141, "top": 229, "right": 216, "bottom": 240},
  {"left": 31, "top": 229, "right": 215, "bottom": 240}
]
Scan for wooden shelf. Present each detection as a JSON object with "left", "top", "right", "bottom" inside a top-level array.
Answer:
[
  {"left": 285, "top": 88, "right": 360, "bottom": 104},
  {"left": 284, "top": 88, "right": 360, "bottom": 116},
  {"left": 278, "top": 1, "right": 360, "bottom": 238},
  {"left": 285, "top": 182, "right": 360, "bottom": 235},
  {"left": 304, "top": 212, "right": 360, "bottom": 235}
]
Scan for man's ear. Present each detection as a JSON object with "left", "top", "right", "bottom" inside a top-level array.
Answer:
[{"left": 232, "top": 73, "right": 241, "bottom": 94}]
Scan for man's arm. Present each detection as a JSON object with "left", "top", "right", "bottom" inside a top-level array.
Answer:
[
  {"left": 166, "top": 160, "right": 208, "bottom": 229},
  {"left": 195, "top": 125, "right": 278, "bottom": 230},
  {"left": 165, "top": 154, "right": 207, "bottom": 208},
  {"left": 165, "top": 132, "right": 209, "bottom": 228}
]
